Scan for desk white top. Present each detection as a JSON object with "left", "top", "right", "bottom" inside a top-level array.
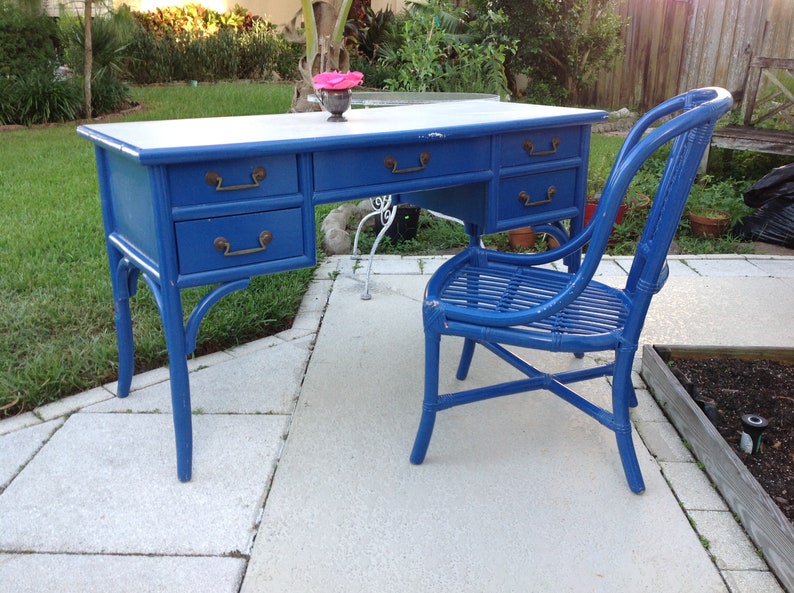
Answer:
[{"left": 78, "top": 100, "right": 606, "bottom": 165}]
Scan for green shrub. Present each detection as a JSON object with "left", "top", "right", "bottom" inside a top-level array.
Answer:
[
  {"left": 0, "top": 67, "right": 82, "bottom": 125},
  {"left": 125, "top": 29, "right": 178, "bottom": 83},
  {"left": 56, "top": 10, "right": 133, "bottom": 117},
  {"left": 347, "top": 5, "right": 397, "bottom": 63},
  {"left": 59, "top": 7, "right": 135, "bottom": 81},
  {"left": 378, "top": 0, "right": 515, "bottom": 97},
  {"left": 270, "top": 37, "right": 302, "bottom": 81},
  {"left": 237, "top": 19, "right": 278, "bottom": 79},
  {"left": 470, "top": 0, "right": 626, "bottom": 104},
  {"left": 0, "top": 0, "right": 58, "bottom": 77},
  {"left": 124, "top": 8, "right": 300, "bottom": 84},
  {"left": 89, "top": 70, "right": 131, "bottom": 115}
]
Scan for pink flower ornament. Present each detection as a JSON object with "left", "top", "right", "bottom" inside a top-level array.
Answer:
[{"left": 312, "top": 70, "right": 364, "bottom": 91}]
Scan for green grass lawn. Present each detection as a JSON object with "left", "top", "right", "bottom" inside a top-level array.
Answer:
[{"left": 0, "top": 82, "right": 316, "bottom": 417}]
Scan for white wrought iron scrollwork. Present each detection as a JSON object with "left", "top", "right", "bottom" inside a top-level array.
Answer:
[{"left": 350, "top": 195, "right": 397, "bottom": 300}]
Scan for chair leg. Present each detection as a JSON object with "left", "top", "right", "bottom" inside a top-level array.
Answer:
[
  {"left": 612, "top": 349, "right": 645, "bottom": 493},
  {"left": 615, "top": 429, "right": 645, "bottom": 494},
  {"left": 456, "top": 338, "right": 477, "bottom": 380},
  {"left": 411, "top": 332, "right": 442, "bottom": 464}
]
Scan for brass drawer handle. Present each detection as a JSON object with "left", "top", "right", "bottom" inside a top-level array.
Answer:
[
  {"left": 523, "top": 137, "right": 560, "bottom": 157},
  {"left": 518, "top": 186, "right": 556, "bottom": 207},
  {"left": 205, "top": 166, "right": 267, "bottom": 191},
  {"left": 213, "top": 230, "right": 273, "bottom": 257},
  {"left": 384, "top": 151, "right": 431, "bottom": 174}
]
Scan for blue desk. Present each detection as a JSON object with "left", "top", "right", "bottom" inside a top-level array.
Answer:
[{"left": 78, "top": 100, "right": 606, "bottom": 480}]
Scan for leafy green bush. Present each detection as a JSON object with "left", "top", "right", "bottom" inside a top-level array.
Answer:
[
  {"left": 124, "top": 6, "right": 300, "bottom": 84},
  {"left": 56, "top": 9, "right": 134, "bottom": 118},
  {"left": 377, "top": 0, "right": 515, "bottom": 97},
  {"left": 0, "top": 67, "right": 82, "bottom": 125},
  {"left": 238, "top": 19, "right": 281, "bottom": 79},
  {"left": 470, "top": 0, "right": 626, "bottom": 104},
  {"left": 0, "top": 0, "right": 58, "bottom": 77},
  {"left": 0, "top": 0, "right": 79, "bottom": 124},
  {"left": 60, "top": 7, "right": 135, "bottom": 81},
  {"left": 685, "top": 175, "right": 752, "bottom": 227},
  {"left": 1, "top": 6, "right": 135, "bottom": 125},
  {"left": 90, "top": 70, "right": 131, "bottom": 115},
  {"left": 347, "top": 5, "right": 397, "bottom": 63}
]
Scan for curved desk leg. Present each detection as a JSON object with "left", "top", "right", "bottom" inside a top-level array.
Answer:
[
  {"left": 351, "top": 211, "right": 381, "bottom": 260},
  {"left": 358, "top": 196, "right": 397, "bottom": 300},
  {"left": 111, "top": 255, "right": 139, "bottom": 399},
  {"left": 113, "top": 290, "right": 135, "bottom": 399},
  {"left": 160, "top": 287, "right": 194, "bottom": 482}
]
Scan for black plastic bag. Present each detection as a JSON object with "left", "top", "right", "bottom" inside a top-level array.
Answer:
[{"left": 738, "top": 163, "right": 794, "bottom": 247}]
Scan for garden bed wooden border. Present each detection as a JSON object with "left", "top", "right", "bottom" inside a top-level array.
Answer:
[{"left": 641, "top": 344, "right": 794, "bottom": 592}]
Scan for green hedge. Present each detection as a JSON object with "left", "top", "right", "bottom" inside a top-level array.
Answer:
[{"left": 125, "top": 20, "right": 301, "bottom": 84}]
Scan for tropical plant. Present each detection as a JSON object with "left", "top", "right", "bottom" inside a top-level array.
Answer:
[
  {"left": 0, "top": 68, "right": 82, "bottom": 124},
  {"left": 377, "top": 0, "right": 515, "bottom": 97},
  {"left": 58, "top": 7, "right": 134, "bottom": 117},
  {"left": 283, "top": 0, "right": 355, "bottom": 112},
  {"left": 686, "top": 175, "right": 751, "bottom": 227},
  {"left": 346, "top": 5, "right": 396, "bottom": 63},
  {"left": 470, "top": 0, "right": 626, "bottom": 103}
]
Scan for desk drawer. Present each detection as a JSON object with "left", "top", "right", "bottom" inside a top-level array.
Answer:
[
  {"left": 500, "top": 127, "right": 582, "bottom": 167},
  {"left": 313, "top": 137, "right": 490, "bottom": 192},
  {"left": 168, "top": 155, "right": 299, "bottom": 207},
  {"left": 175, "top": 208, "right": 304, "bottom": 275},
  {"left": 498, "top": 169, "right": 578, "bottom": 224}
]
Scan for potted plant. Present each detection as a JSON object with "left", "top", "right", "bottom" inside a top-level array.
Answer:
[
  {"left": 685, "top": 176, "right": 750, "bottom": 239},
  {"left": 507, "top": 226, "right": 537, "bottom": 250}
]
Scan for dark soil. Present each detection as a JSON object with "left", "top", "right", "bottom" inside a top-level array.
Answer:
[{"left": 670, "top": 357, "right": 794, "bottom": 525}]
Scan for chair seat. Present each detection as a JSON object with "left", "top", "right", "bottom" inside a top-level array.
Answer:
[{"left": 433, "top": 257, "right": 630, "bottom": 347}]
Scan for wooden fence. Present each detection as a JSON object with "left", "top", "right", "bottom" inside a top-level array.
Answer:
[{"left": 580, "top": 0, "right": 794, "bottom": 111}]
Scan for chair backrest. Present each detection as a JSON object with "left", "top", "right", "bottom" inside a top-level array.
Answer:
[{"left": 579, "top": 88, "right": 733, "bottom": 299}]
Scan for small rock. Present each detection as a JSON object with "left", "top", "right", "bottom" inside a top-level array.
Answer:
[{"left": 323, "top": 227, "right": 351, "bottom": 255}]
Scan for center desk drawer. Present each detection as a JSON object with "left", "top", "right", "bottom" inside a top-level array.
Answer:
[
  {"left": 168, "top": 154, "right": 299, "bottom": 207},
  {"left": 500, "top": 126, "right": 582, "bottom": 167},
  {"left": 313, "top": 137, "right": 490, "bottom": 192},
  {"left": 175, "top": 208, "right": 304, "bottom": 275}
]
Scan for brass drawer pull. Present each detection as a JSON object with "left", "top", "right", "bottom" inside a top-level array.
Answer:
[
  {"left": 518, "top": 186, "right": 556, "bottom": 207},
  {"left": 205, "top": 166, "right": 267, "bottom": 191},
  {"left": 523, "top": 137, "right": 560, "bottom": 157},
  {"left": 213, "top": 230, "right": 273, "bottom": 257},
  {"left": 384, "top": 151, "right": 431, "bottom": 174}
]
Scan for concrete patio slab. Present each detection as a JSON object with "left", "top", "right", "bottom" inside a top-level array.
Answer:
[
  {"left": 1, "top": 254, "right": 791, "bottom": 593},
  {"left": 0, "top": 413, "right": 287, "bottom": 556},
  {"left": 0, "top": 554, "right": 246, "bottom": 593},
  {"left": 86, "top": 335, "right": 313, "bottom": 415},
  {"left": 641, "top": 276, "right": 794, "bottom": 347},
  {"left": 241, "top": 272, "right": 728, "bottom": 593},
  {"left": 0, "top": 419, "right": 63, "bottom": 489}
]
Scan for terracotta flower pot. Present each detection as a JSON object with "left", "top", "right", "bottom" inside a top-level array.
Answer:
[
  {"left": 688, "top": 210, "right": 730, "bottom": 239},
  {"left": 508, "top": 226, "right": 537, "bottom": 250},
  {"left": 584, "top": 199, "right": 628, "bottom": 247},
  {"left": 584, "top": 200, "right": 627, "bottom": 227}
]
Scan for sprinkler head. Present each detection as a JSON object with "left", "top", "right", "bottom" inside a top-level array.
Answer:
[{"left": 740, "top": 414, "right": 769, "bottom": 454}]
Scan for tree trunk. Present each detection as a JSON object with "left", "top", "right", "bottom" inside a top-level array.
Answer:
[{"left": 83, "top": 0, "right": 93, "bottom": 120}]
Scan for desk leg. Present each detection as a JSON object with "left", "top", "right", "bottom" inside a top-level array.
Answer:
[
  {"left": 160, "top": 287, "right": 194, "bottom": 482},
  {"left": 110, "top": 251, "right": 194, "bottom": 482},
  {"left": 110, "top": 255, "right": 138, "bottom": 399}
]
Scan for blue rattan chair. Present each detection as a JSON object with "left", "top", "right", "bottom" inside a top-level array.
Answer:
[{"left": 411, "top": 87, "right": 733, "bottom": 494}]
